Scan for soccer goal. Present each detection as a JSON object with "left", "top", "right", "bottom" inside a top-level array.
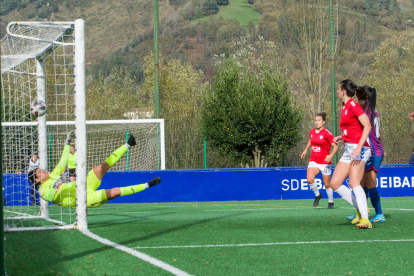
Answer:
[
  {"left": 1, "top": 20, "right": 166, "bottom": 232},
  {"left": 1, "top": 120, "right": 165, "bottom": 232}
]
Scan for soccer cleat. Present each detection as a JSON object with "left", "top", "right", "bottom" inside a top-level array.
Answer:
[
  {"left": 356, "top": 218, "right": 372, "bottom": 229},
  {"left": 347, "top": 207, "right": 369, "bottom": 221},
  {"left": 147, "top": 177, "right": 161, "bottom": 187},
  {"left": 127, "top": 134, "right": 136, "bottom": 147},
  {"left": 313, "top": 193, "right": 323, "bottom": 207},
  {"left": 347, "top": 212, "right": 356, "bottom": 220},
  {"left": 351, "top": 209, "right": 361, "bottom": 225},
  {"left": 328, "top": 202, "right": 334, "bottom": 209},
  {"left": 370, "top": 214, "right": 386, "bottom": 223}
]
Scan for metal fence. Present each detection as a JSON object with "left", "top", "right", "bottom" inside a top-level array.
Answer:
[{"left": 164, "top": 111, "right": 414, "bottom": 170}]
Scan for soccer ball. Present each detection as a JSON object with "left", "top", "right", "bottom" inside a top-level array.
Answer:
[{"left": 30, "top": 100, "right": 47, "bottom": 118}]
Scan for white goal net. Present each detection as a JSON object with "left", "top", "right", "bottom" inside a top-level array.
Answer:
[
  {"left": 2, "top": 21, "right": 78, "bottom": 231},
  {"left": 1, "top": 120, "right": 165, "bottom": 232},
  {"left": 2, "top": 21, "right": 165, "bottom": 232}
]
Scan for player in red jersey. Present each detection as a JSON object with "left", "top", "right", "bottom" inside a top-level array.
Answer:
[
  {"left": 301, "top": 112, "right": 338, "bottom": 209},
  {"left": 330, "top": 79, "right": 372, "bottom": 229}
]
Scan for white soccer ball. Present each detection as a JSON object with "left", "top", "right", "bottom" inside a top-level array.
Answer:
[{"left": 30, "top": 100, "right": 47, "bottom": 118}]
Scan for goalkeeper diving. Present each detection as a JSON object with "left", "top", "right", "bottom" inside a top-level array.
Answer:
[{"left": 28, "top": 132, "right": 161, "bottom": 208}]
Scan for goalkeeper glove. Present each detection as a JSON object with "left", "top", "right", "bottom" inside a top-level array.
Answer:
[
  {"left": 127, "top": 134, "right": 136, "bottom": 147},
  {"left": 66, "top": 131, "right": 74, "bottom": 145}
]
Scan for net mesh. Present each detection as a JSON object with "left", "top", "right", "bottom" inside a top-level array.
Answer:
[
  {"left": 2, "top": 121, "right": 161, "bottom": 231},
  {"left": 2, "top": 22, "right": 76, "bottom": 231}
]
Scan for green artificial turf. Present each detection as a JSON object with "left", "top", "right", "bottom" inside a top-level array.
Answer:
[{"left": 5, "top": 198, "right": 414, "bottom": 275}]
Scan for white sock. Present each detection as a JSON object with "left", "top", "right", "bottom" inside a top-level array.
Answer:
[
  {"left": 309, "top": 183, "right": 320, "bottom": 196},
  {"left": 124, "top": 143, "right": 130, "bottom": 149},
  {"left": 352, "top": 185, "right": 369, "bottom": 219},
  {"left": 335, "top": 185, "right": 358, "bottom": 208},
  {"left": 326, "top": 188, "right": 334, "bottom": 203},
  {"left": 144, "top": 183, "right": 150, "bottom": 188}
]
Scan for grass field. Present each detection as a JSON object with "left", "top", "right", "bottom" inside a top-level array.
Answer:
[
  {"left": 195, "top": 0, "right": 261, "bottom": 25},
  {"left": 5, "top": 197, "right": 414, "bottom": 275}
]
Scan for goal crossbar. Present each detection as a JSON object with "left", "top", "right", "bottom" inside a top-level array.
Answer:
[{"left": 1, "top": 119, "right": 166, "bottom": 170}]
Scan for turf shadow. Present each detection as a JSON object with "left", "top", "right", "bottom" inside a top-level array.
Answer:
[
  {"left": 64, "top": 212, "right": 248, "bottom": 262},
  {"left": 88, "top": 211, "right": 178, "bottom": 228}
]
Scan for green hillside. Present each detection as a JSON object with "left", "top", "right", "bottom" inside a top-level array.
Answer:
[
  {"left": 2, "top": 0, "right": 414, "bottom": 167},
  {"left": 195, "top": 0, "right": 261, "bottom": 25}
]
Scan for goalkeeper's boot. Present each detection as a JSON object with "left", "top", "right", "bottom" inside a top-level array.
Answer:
[
  {"left": 356, "top": 218, "right": 372, "bottom": 229},
  {"left": 313, "top": 193, "right": 322, "bottom": 207},
  {"left": 327, "top": 202, "right": 334, "bottom": 209},
  {"left": 127, "top": 134, "right": 137, "bottom": 147},
  {"left": 370, "top": 214, "right": 386, "bottom": 223},
  {"left": 351, "top": 209, "right": 362, "bottom": 225},
  {"left": 148, "top": 177, "right": 161, "bottom": 187}
]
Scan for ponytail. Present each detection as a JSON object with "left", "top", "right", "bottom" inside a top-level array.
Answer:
[
  {"left": 363, "top": 86, "right": 377, "bottom": 127},
  {"left": 356, "top": 86, "right": 368, "bottom": 110}
]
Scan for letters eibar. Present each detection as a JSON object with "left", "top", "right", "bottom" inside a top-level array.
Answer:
[{"left": 282, "top": 176, "right": 414, "bottom": 191}]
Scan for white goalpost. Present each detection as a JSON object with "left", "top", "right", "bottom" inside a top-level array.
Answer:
[{"left": 1, "top": 20, "right": 166, "bottom": 232}]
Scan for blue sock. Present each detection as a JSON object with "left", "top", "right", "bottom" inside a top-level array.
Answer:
[
  {"left": 363, "top": 187, "right": 369, "bottom": 200},
  {"left": 368, "top": 187, "right": 382, "bottom": 215}
]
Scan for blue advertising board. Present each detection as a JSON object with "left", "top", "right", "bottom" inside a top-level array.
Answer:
[
  {"left": 3, "top": 165, "right": 414, "bottom": 205},
  {"left": 280, "top": 164, "right": 414, "bottom": 200}
]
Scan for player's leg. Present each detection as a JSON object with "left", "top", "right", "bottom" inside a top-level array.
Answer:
[
  {"left": 307, "top": 165, "right": 322, "bottom": 207},
  {"left": 105, "top": 177, "right": 161, "bottom": 201},
  {"left": 86, "top": 177, "right": 161, "bottom": 208},
  {"left": 89, "top": 134, "right": 137, "bottom": 191},
  {"left": 366, "top": 167, "right": 385, "bottom": 223},
  {"left": 348, "top": 160, "right": 371, "bottom": 229},
  {"left": 330, "top": 161, "right": 359, "bottom": 210},
  {"left": 347, "top": 159, "right": 372, "bottom": 221},
  {"left": 321, "top": 173, "right": 334, "bottom": 209}
]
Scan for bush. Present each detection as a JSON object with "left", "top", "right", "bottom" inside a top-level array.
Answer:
[
  {"left": 201, "top": 59, "right": 302, "bottom": 167},
  {"left": 28, "top": 12, "right": 36, "bottom": 19},
  {"left": 202, "top": 0, "right": 219, "bottom": 15},
  {"left": 0, "top": 0, "right": 19, "bottom": 16},
  {"left": 217, "top": 0, "right": 229, "bottom": 6},
  {"left": 37, "top": 7, "right": 51, "bottom": 18}
]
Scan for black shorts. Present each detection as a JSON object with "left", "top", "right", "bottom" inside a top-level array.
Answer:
[{"left": 69, "top": 168, "right": 76, "bottom": 177}]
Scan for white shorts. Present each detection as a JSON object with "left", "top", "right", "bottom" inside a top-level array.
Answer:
[
  {"left": 339, "top": 143, "right": 371, "bottom": 163},
  {"left": 308, "top": 161, "right": 332, "bottom": 176}
]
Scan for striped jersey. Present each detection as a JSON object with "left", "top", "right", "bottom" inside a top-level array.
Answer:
[{"left": 366, "top": 108, "right": 384, "bottom": 157}]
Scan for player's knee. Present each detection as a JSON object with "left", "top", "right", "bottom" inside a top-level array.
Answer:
[
  {"left": 101, "top": 162, "right": 110, "bottom": 171},
  {"left": 330, "top": 179, "right": 340, "bottom": 191},
  {"left": 307, "top": 176, "right": 315, "bottom": 184}
]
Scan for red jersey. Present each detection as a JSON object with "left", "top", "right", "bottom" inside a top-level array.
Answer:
[
  {"left": 340, "top": 99, "right": 369, "bottom": 146},
  {"left": 309, "top": 128, "right": 334, "bottom": 164}
]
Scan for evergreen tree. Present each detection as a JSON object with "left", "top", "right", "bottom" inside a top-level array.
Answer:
[
  {"left": 202, "top": 60, "right": 302, "bottom": 167},
  {"left": 202, "top": 0, "right": 219, "bottom": 15}
]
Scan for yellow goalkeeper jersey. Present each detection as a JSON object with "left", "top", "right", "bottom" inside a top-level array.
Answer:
[{"left": 38, "top": 144, "right": 77, "bottom": 207}]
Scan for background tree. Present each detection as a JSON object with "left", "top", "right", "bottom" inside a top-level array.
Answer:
[
  {"left": 139, "top": 53, "right": 212, "bottom": 168},
  {"left": 202, "top": 59, "right": 302, "bottom": 167},
  {"left": 202, "top": 0, "right": 219, "bottom": 15},
  {"left": 86, "top": 67, "right": 140, "bottom": 120},
  {"left": 363, "top": 34, "right": 414, "bottom": 164}
]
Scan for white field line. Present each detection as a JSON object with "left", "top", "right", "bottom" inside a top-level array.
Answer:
[
  {"left": 80, "top": 229, "right": 193, "bottom": 276},
  {"left": 134, "top": 239, "right": 414, "bottom": 250},
  {"left": 65, "top": 207, "right": 414, "bottom": 217}
]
